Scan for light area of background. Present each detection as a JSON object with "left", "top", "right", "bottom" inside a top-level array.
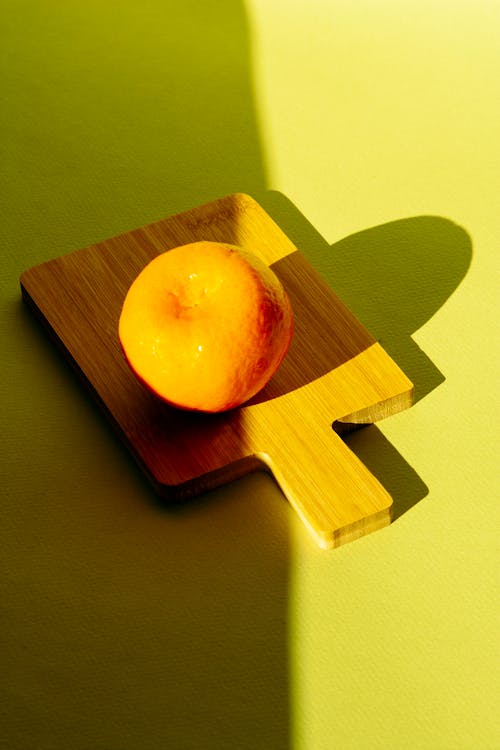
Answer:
[{"left": 246, "top": 0, "right": 499, "bottom": 747}]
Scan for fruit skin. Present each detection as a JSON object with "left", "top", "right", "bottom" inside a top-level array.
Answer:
[{"left": 119, "top": 241, "right": 294, "bottom": 412}]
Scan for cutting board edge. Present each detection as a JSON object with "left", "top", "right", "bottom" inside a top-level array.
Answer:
[
  {"left": 321, "top": 504, "right": 393, "bottom": 549},
  {"left": 19, "top": 193, "right": 415, "bottom": 550}
]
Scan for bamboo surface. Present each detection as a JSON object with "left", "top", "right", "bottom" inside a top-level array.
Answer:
[{"left": 20, "top": 193, "right": 413, "bottom": 549}]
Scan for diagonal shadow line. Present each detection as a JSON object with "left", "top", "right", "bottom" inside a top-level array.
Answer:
[
  {"left": 257, "top": 191, "right": 472, "bottom": 405},
  {"left": 254, "top": 190, "right": 472, "bottom": 519}
]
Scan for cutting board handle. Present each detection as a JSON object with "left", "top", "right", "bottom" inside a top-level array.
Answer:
[{"left": 263, "top": 427, "right": 393, "bottom": 549}]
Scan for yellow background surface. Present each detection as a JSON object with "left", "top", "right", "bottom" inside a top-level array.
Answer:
[{"left": 1, "top": 1, "right": 498, "bottom": 748}]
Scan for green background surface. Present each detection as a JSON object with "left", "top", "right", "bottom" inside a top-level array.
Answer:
[{"left": 1, "top": 1, "right": 499, "bottom": 748}]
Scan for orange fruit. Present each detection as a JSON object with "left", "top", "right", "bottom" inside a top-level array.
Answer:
[{"left": 119, "top": 241, "right": 294, "bottom": 412}]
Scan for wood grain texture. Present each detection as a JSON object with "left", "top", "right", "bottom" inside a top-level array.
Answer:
[{"left": 20, "top": 193, "right": 413, "bottom": 549}]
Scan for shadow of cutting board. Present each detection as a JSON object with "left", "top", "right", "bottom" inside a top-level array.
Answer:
[{"left": 20, "top": 193, "right": 413, "bottom": 549}]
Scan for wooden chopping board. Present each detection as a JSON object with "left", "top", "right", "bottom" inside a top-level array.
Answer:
[{"left": 20, "top": 193, "right": 413, "bottom": 549}]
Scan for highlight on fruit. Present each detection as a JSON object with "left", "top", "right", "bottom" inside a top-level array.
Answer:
[{"left": 118, "top": 241, "right": 294, "bottom": 412}]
